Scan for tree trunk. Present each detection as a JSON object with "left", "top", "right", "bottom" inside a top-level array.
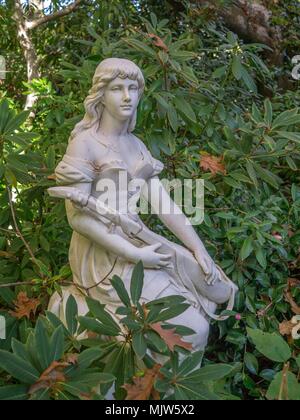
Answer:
[
  {"left": 13, "top": 0, "right": 40, "bottom": 111},
  {"left": 12, "top": 0, "right": 83, "bottom": 114}
]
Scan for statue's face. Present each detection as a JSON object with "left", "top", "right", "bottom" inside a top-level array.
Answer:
[{"left": 102, "top": 77, "right": 139, "bottom": 121}]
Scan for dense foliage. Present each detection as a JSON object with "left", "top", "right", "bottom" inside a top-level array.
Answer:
[{"left": 0, "top": 0, "right": 299, "bottom": 400}]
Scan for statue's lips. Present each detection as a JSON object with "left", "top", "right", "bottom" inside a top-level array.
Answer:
[{"left": 120, "top": 105, "right": 132, "bottom": 109}]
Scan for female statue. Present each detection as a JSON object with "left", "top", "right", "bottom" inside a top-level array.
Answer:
[{"left": 48, "top": 58, "right": 236, "bottom": 352}]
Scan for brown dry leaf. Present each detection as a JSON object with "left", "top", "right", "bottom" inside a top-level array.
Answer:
[
  {"left": 9, "top": 292, "right": 40, "bottom": 320},
  {"left": 65, "top": 354, "right": 78, "bottom": 365},
  {"left": 279, "top": 321, "right": 294, "bottom": 337},
  {"left": 284, "top": 279, "right": 300, "bottom": 315},
  {"left": 150, "top": 323, "right": 193, "bottom": 352},
  {"left": 123, "top": 364, "right": 162, "bottom": 400},
  {"left": 199, "top": 153, "right": 226, "bottom": 177},
  {"left": 147, "top": 34, "right": 169, "bottom": 52},
  {"left": 29, "top": 361, "right": 69, "bottom": 395},
  {"left": 0, "top": 251, "right": 17, "bottom": 260},
  {"left": 287, "top": 278, "right": 300, "bottom": 288},
  {"left": 285, "top": 291, "right": 300, "bottom": 315},
  {"left": 47, "top": 174, "right": 56, "bottom": 181},
  {"left": 86, "top": 331, "right": 98, "bottom": 339},
  {"left": 142, "top": 302, "right": 150, "bottom": 319}
]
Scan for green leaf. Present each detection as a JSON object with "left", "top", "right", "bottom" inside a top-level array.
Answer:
[
  {"left": 247, "top": 328, "right": 291, "bottom": 363},
  {"left": 151, "top": 303, "right": 190, "bottom": 323},
  {"left": 78, "top": 347, "right": 103, "bottom": 370},
  {"left": 132, "top": 331, "right": 147, "bottom": 359},
  {"left": 232, "top": 56, "right": 243, "bottom": 81},
  {"left": 174, "top": 97, "right": 197, "bottom": 123},
  {"left": 0, "top": 385, "right": 28, "bottom": 401},
  {"left": 39, "top": 235, "right": 50, "bottom": 253},
  {"left": 251, "top": 103, "right": 263, "bottom": 123},
  {"left": 0, "top": 99, "right": 10, "bottom": 132},
  {"left": 272, "top": 108, "right": 299, "bottom": 129},
  {"left": 245, "top": 161, "right": 258, "bottom": 188},
  {"left": 35, "top": 259, "right": 51, "bottom": 277},
  {"left": 146, "top": 330, "right": 168, "bottom": 353},
  {"left": 178, "top": 351, "right": 204, "bottom": 376},
  {"left": 244, "top": 353, "right": 259, "bottom": 375},
  {"left": 255, "top": 247, "right": 267, "bottom": 269},
  {"left": 122, "top": 38, "right": 156, "bottom": 58},
  {"left": 175, "top": 382, "right": 221, "bottom": 400},
  {"left": 11, "top": 339, "right": 29, "bottom": 362},
  {"left": 130, "top": 261, "right": 144, "bottom": 305},
  {"left": 35, "top": 318, "right": 51, "bottom": 370},
  {"left": 252, "top": 162, "right": 280, "bottom": 189},
  {"left": 240, "top": 237, "right": 254, "bottom": 261},
  {"left": 49, "top": 326, "right": 64, "bottom": 363},
  {"left": 0, "top": 350, "right": 40, "bottom": 384},
  {"left": 213, "top": 65, "right": 227, "bottom": 79},
  {"left": 154, "top": 93, "right": 169, "bottom": 110},
  {"left": 66, "top": 295, "right": 78, "bottom": 336},
  {"left": 184, "top": 364, "right": 234, "bottom": 382},
  {"left": 111, "top": 275, "right": 131, "bottom": 307},
  {"left": 46, "top": 146, "right": 56, "bottom": 169},
  {"left": 167, "top": 104, "right": 179, "bottom": 132},
  {"left": 86, "top": 298, "right": 121, "bottom": 335},
  {"left": 275, "top": 131, "right": 300, "bottom": 144},
  {"left": 4, "top": 111, "right": 30, "bottom": 135},
  {"left": 264, "top": 99, "right": 273, "bottom": 127},
  {"left": 240, "top": 66, "right": 257, "bottom": 93},
  {"left": 266, "top": 371, "right": 300, "bottom": 400},
  {"left": 78, "top": 316, "right": 120, "bottom": 337},
  {"left": 150, "top": 12, "right": 157, "bottom": 28}
]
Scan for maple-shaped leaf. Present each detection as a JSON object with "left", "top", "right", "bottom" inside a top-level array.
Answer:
[
  {"left": 199, "top": 152, "right": 226, "bottom": 176},
  {"left": 150, "top": 323, "right": 193, "bottom": 352},
  {"left": 9, "top": 292, "right": 40, "bottom": 320},
  {"left": 29, "top": 361, "right": 69, "bottom": 395},
  {"left": 123, "top": 364, "right": 162, "bottom": 400},
  {"left": 147, "top": 33, "right": 169, "bottom": 52}
]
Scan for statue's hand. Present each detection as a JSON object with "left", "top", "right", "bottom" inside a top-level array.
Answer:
[
  {"left": 193, "top": 248, "right": 219, "bottom": 286},
  {"left": 66, "top": 189, "right": 89, "bottom": 207},
  {"left": 137, "top": 243, "right": 173, "bottom": 269}
]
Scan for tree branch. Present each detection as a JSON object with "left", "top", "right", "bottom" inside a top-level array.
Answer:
[
  {"left": 6, "top": 186, "right": 40, "bottom": 269},
  {"left": 26, "top": 0, "right": 84, "bottom": 30}
]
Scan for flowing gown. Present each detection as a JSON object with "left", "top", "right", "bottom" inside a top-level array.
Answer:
[{"left": 48, "top": 133, "right": 218, "bottom": 350}]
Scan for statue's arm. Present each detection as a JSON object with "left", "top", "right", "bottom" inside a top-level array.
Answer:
[
  {"left": 62, "top": 181, "right": 170, "bottom": 268},
  {"left": 65, "top": 182, "right": 144, "bottom": 263},
  {"left": 142, "top": 176, "right": 207, "bottom": 255},
  {"left": 142, "top": 176, "right": 222, "bottom": 283}
]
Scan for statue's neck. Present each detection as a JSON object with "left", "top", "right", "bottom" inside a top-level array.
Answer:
[{"left": 98, "top": 109, "right": 130, "bottom": 138}]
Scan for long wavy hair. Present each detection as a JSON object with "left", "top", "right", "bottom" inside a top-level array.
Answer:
[{"left": 70, "top": 58, "right": 145, "bottom": 141}]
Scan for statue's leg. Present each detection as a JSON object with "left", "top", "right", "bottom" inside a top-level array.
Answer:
[{"left": 142, "top": 281, "right": 210, "bottom": 355}]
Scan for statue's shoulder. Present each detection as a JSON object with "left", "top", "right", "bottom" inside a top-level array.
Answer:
[
  {"left": 130, "top": 134, "right": 149, "bottom": 154},
  {"left": 65, "top": 129, "right": 96, "bottom": 161}
]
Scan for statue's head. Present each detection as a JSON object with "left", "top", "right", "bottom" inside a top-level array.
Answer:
[{"left": 71, "top": 58, "right": 145, "bottom": 140}]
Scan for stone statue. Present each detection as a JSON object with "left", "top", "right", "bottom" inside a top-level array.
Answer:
[{"left": 48, "top": 58, "right": 237, "bottom": 353}]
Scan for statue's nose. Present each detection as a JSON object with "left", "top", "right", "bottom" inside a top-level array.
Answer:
[{"left": 123, "top": 89, "right": 131, "bottom": 102}]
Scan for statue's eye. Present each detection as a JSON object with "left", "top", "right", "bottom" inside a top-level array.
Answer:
[
  {"left": 130, "top": 85, "right": 138, "bottom": 91},
  {"left": 111, "top": 86, "right": 121, "bottom": 91}
]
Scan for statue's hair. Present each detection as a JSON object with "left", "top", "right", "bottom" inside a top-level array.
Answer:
[{"left": 69, "top": 58, "right": 145, "bottom": 141}]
